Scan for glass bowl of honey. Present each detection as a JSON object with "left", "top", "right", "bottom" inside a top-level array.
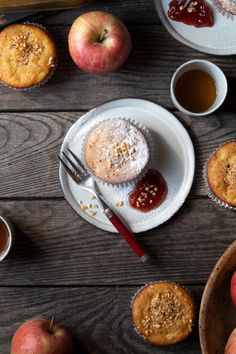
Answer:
[
  {"left": 0, "top": 215, "right": 14, "bottom": 261},
  {"left": 171, "top": 60, "right": 228, "bottom": 116}
]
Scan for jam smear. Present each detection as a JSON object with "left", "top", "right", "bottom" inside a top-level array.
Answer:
[
  {"left": 168, "top": 0, "right": 214, "bottom": 28},
  {"left": 129, "top": 169, "right": 167, "bottom": 212}
]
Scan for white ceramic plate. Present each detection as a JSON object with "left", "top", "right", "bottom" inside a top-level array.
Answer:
[
  {"left": 155, "top": 0, "right": 236, "bottom": 55},
  {"left": 59, "top": 98, "right": 195, "bottom": 233}
]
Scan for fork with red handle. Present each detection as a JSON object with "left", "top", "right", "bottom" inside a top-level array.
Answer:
[{"left": 59, "top": 148, "right": 149, "bottom": 262}]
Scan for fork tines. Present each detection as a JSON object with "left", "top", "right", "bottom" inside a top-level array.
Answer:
[
  {"left": 58, "top": 155, "right": 81, "bottom": 183},
  {"left": 59, "top": 148, "right": 86, "bottom": 184},
  {"left": 67, "top": 148, "right": 86, "bottom": 174}
]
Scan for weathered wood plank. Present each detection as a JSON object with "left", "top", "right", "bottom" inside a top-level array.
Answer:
[
  {"left": 41, "top": 0, "right": 159, "bottom": 25},
  {"left": 0, "top": 111, "right": 235, "bottom": 198},
  {"left": 0, "top": 199, "right": 233, "bottom": 285},
  {"left": 0, "top": 286, "right": 202, "bottom": 354},
  {"left": 0, "top": 26, "right": 235, "bottom": 111}
]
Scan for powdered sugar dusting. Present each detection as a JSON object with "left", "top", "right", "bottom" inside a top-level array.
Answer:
[{"left": 85, "top": 119, "right": 150, "bottom": 184}]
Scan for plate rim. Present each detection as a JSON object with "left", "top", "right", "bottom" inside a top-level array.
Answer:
[
  {"left": 59, "top": 98, "right": 195, "bottom": 233},
  {"left": 155, "top": 0, "right": 236, "bottom": 56}
]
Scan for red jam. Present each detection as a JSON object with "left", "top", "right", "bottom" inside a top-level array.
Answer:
[
  {"left": 168, "top": 0, "right": 214, "bottom": 28},
  {"left": 129, "top": 169, "right": 167, "bottom": 213}
]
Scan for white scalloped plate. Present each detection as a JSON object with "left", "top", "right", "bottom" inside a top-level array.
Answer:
[
  {"left": 155, "top": 0, "right": 236, "bottom": 55},
  {"left": 59, "top": 98, "right": 195, "bottom": 233}
]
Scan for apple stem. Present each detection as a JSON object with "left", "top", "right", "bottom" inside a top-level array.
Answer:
[
  {"left": 49, "top": 316, "right": 55, "bottom": 333},
  {"left": 100, "top": 29, "right": 108, "bottom": 42}
]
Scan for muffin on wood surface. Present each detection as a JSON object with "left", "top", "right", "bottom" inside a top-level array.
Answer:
[
  {"left": 0, "top": 23, "right": 57, "bottom": 89},
  {"left": 132, "top": 282, "right": 195, "bottom": 346},
  {"left": 207, "top": 140, "right": 236, "bottom": 207},
  {"left": 84, "top": 119, "right": 150, "bottom": 185}
]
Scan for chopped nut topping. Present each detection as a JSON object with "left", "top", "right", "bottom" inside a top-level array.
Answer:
[
  {"left": 87, "top": 210, "right": 97, "bottom": 216},
  {"left": 138, "top": 286, "right": 193, "bottom": 334},
  {"left": 187, "top": 1, "right": 198, "bottom": 13},
  {"left": 225, "top": 163, "right": 236, "bottom": 186},
  {"left": 8, "top": 32, "right": 44, "bottom": 65},
  {"left": 111, "top": 141, "right": 137, "bottom": 168},
  {"left": 48, "top": 56, "right": 55, "bottom": 67},
  {"left": 107, "top": 159, "right": 113, "bottom": 169},
  {"left": 115, "top": 201, "right": 124, "bottom": 207}
]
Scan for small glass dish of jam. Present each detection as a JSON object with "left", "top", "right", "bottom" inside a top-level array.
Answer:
[{"left": 170, "top": 59, "right": 228, "bottom": 116}]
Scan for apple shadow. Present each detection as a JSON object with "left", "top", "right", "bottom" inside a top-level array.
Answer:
[{"left": 74, "top": 338, "right": 90, "bottom": 354}]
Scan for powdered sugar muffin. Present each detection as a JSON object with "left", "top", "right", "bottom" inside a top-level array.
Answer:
[
  {"left": 84, "top": 119, "right": 150, "bottom": 184},
  {"left": 207, "top": 140, "right": 236, "bottom": 207},
  {"left": 132, "top": 282, "right": 195, "bottom": 346}
]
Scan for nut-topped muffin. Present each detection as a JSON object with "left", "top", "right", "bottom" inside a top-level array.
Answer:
[
  {"left": 132, "top": 282, "right": 195, "bottom": 346},
  {"left": 207, "top": 140, "right": 236, "bottom": 207},
  {"left": 0, "top": 24, "right": 57, "bottom": 89},
  {"left": 84, "top": 119, "right": 150, "bottom": 184}
]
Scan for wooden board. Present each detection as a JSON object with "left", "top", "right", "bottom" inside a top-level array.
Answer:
[
  {"left": 0, "top": 111, "right": 235, "bottom": 197},
  {"left": 0, "top": 1, "right": 234, "bottom": 353},
  {"left": 0, "top": 199, "right": 233, "bottom": 286},
  {"left": 41, "top": 0, "right": 159, "bottom": 25},
  {"left": 0, "top": 25, "right": 235, "bottom": 111}
]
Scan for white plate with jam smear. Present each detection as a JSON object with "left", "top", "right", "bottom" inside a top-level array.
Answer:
[
  {"left": 155, "top": 0, "right": 236, "bottom": 55},
  {"left": 59, "top": 98, "right": 195, "bottom": 233}
]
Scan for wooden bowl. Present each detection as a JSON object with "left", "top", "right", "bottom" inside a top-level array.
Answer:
[{"left": 199, "top": 240, "right": 236, "bottom": 354}]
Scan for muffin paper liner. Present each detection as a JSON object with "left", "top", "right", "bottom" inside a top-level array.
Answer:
[
  {"left": 203, "top": 140, "right": 236, "bottom": 210},
  {"left": 0, "top": 23, "right": 58, "bottom": 91},
  {"left": 81, "top": 117, "right": 154, "bottom": 189},
  {"left": 210, "top": 0, "right": 236, "bottom": 18},
  {"left": 131, "top": 281, "right": 195, "bottom": 344}
]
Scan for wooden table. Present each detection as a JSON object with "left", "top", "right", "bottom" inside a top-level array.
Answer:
[{"left": 1, "top": 1, "right": 235, "bottom": 353}]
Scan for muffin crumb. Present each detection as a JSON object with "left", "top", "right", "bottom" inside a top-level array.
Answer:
[{"left": 115, "top": 201, "right": 124, "bottom": 207}]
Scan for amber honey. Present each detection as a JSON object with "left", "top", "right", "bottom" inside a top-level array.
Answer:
[
  {"left": 0, "top": 219, "right": 9, "bottom": 255},
  {"left": 174, "top": 69, "right": 217, "bottom": 113}
]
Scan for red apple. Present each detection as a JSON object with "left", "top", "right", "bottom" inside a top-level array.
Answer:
[
  {"left": 230, "top": 271, "right": 236, "bottom": 307},
  {"left": 68, "top": 11, "right": 132, "bottom": 74},
  {"left": 225, "top": 328, "right": 236, "bottom": 354},
  {"left": 11, "top": 318, "right": 74, "bottom": 354}
]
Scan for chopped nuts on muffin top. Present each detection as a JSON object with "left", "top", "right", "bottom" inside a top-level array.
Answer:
[
  {"left": 207, "top": 141, "right": 236, "bottom": 206},
  {"left": 132, "top": 282, "right": 195, "bottom": 346},
  {"left": 0, "top": 24, "right": 57, "bottom": 89}
]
